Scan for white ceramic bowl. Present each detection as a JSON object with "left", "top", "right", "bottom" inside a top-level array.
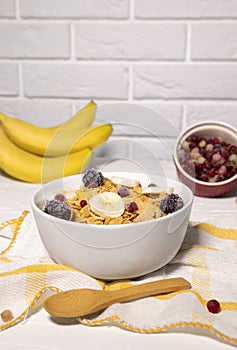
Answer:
[{"left": 31, "top": 172, "right": 193, "bottom": 280}]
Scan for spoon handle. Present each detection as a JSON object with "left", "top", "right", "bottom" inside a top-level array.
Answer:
[{"left": 103, "top": 277, "right": 191, "bottom": 306}]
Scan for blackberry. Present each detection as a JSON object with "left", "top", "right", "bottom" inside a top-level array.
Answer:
[
  {"left": 44, "top": 200, "right": 72, "bottom": 221},
  {"left": 82, "top": 168, "right": 105, "bottom": 187},
  {"left": 160, "top": 193, "right": 184, "bottom": 214}
]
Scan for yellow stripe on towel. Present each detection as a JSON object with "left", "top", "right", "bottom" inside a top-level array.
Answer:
[{"left": 197, "top": 223, "right": 237, "bottom": 240}]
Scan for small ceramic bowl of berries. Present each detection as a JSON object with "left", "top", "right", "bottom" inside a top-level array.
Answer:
[{"left": 173, "top": 121, "right": 237, "bottom": 197}]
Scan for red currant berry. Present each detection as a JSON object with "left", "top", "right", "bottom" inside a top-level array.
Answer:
[
  {"left": 199, "top": 147, "right": 206, "bottom": 155},
  {"left": 204, "top": 161, "right": 211, "bottom": 170},
  {"left": 191, "top": 135, "right": 200, "bottom": 143},
  {"left": 206, "top": 299, "right": 221, "bottom": 314},
  {"left": 88, "top": 183, "right": 98, "bottom": 189},
  {"left": 205, "top": 152, "right": 212, "bottom": 162},
  {"left": 54, "top": 193, "right": 66, "bottom": 202},
  {"left": 221, "top": 148, "right": 229, "bottom": 159},
  {"left": 127, "top": 202, "right": 138, "bottom": 213},
  {"left": 80, "top": 200, "right": 87, "bottom": 208},
  {"left": 207, "top": 169, "right": 215, "bottom": 178},
  {"left": 189, "top": 142, "right": 197, "bottom": 150},
  {"left": 118, "top": 187, "right": 129, "bottom": 197},
  {"left": 200, "top": 174, "right": 209, "bottom": 182},
  {"left": 225, "top": 171, "right": 232, "bottom": 179}
]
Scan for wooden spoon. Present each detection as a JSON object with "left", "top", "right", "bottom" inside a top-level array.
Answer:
[{"left": 44, "top": 277, "right": 191, "bottom": 318}]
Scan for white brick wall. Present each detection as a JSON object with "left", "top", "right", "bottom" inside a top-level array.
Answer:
[
  {"left": 0, "top": 0, "right": 15, "bottom": 18},
  {"left": 133, "top": 64, "right": 237, "bottom": 99},
  {"left": 0, "top": 0, "right": 237, "bottom": 161},
  {"left": 191, "top": 23, "right": 237, "bottom": 60},
  {"left": 75, "top": 23, "right": 186, "bottom": 60},
  {"left": 135, "top": 0, "right": 237, "bottom": 18},
  {"left": 0, "top": 23, "right": 70, "bottom": 58},
  {"left": 0, "top": 63, "right": 18, "bottom": 96},
  {"left": 22, "top": 64, "right": 128, "bottom": 99},
  {"left": 20, "top": 0, "right": 129, "bottom": 19}
]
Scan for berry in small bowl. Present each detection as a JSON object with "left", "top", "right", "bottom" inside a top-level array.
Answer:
[{"left": 173, "top": 121, "right": 237, "bottom": 197}]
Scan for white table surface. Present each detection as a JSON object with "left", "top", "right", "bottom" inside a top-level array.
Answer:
[{"left": 0, "top": 158, "right": 236, "bottom": 350}]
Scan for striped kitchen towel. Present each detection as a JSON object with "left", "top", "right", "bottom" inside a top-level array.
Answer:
[{"left": 0, "top": 211, "right": 236, "bottom": 347}]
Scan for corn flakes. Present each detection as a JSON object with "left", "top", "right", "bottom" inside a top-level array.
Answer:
[{"left": 64, "top": 177, "right": 171, "bottom": 225}]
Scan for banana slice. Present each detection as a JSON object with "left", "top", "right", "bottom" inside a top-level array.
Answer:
[
  {"left": 89, "top": 192, "right": 125, "bottom": 218},
  {"left": 111, "top": 176, "right": 140, "bottom": 188},
  {"left": 142, "top": 186, "right": 174, "bottom": 196}
]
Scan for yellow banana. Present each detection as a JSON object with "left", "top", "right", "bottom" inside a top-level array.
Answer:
[
  {"left": 0, "top": 127, "right": 92, "bottom": 184},
  {"left": 0, "top": 100, "right": 97, "bottom": 156},
  {"left": 44, "top": 123, "right": 113, "bottom": 157}
]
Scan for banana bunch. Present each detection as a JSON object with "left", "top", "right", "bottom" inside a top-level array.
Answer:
[{"left": 0, "top": 101, "right": 113, "bottom": 183}]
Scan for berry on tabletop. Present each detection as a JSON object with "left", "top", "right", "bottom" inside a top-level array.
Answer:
[{"left": 206, "top": 299, "right": 221, "bottom": 314}]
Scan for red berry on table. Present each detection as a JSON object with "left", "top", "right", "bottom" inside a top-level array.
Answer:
[{"left": 206, "top": 299, "right": 221, "bottom": 314}]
